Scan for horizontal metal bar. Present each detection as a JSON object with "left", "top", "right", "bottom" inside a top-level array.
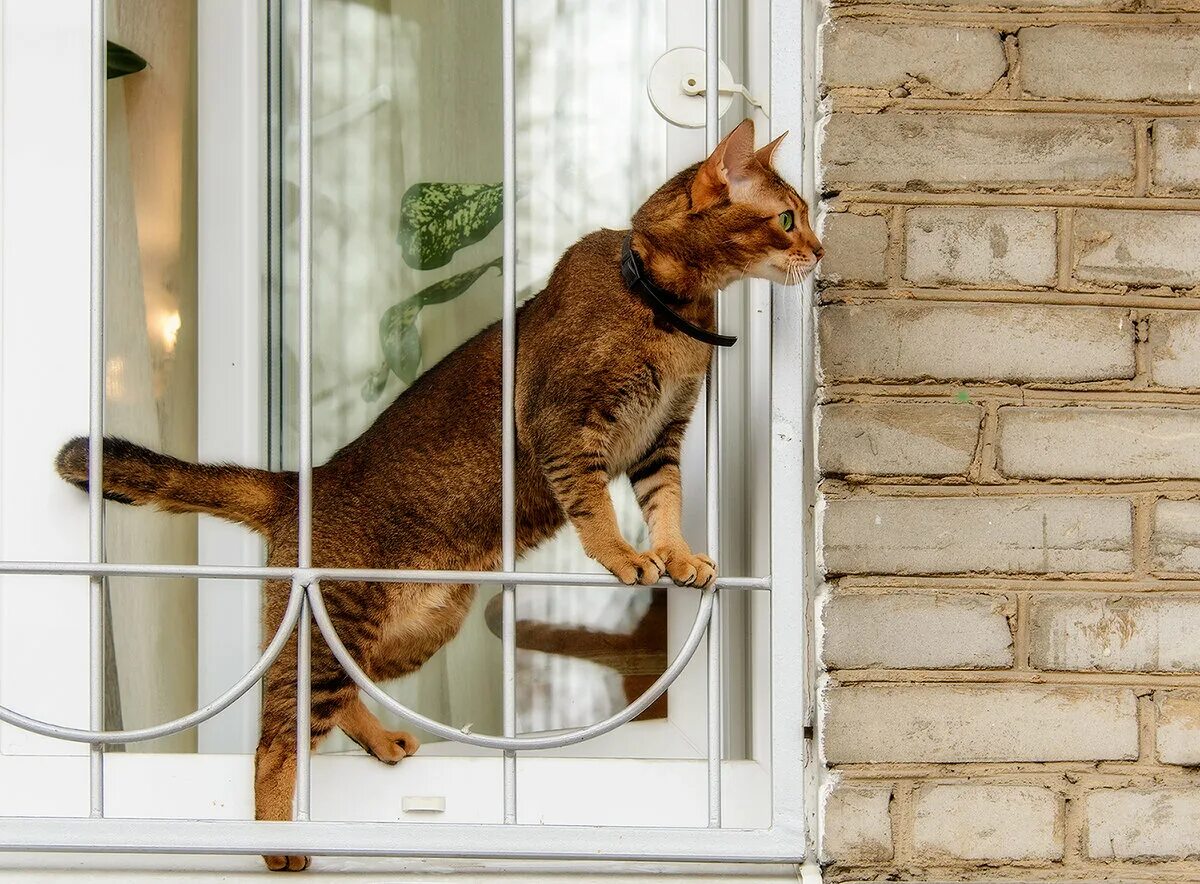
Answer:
[
  {"left": 0, "top": 818, "right": 805, "bottom": 863},
  {"left": 0, "top": 561, "right": 771, "bottom": 591}
]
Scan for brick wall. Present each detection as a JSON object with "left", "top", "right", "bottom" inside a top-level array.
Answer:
[{"left": 812, "top": 2, "right": 1200, "bottom": 881}]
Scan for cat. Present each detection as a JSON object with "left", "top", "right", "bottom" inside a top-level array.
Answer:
[{"left": 55, "top": 117, "right": 822, "bottom": 871}]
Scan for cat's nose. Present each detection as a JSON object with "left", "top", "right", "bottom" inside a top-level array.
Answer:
[{"left": 811, "top": 242, "right": 824, "bottom": 261}]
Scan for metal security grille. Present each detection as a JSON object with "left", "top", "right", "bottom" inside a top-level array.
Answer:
[{"left": 0, "top": 0, "right": 808, "bottom": 864}]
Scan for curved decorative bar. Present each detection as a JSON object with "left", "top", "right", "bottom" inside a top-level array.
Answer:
[
  {"left": 307, "top": 580, "right": 717, "bottom": 751},
  {"left": 0, "top": 580, "right": 305, "bottom": 745}
]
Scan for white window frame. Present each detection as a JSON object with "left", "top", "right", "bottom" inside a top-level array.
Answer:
[{"left": 0, "top": 0, "right": 815, "bottom": 867}]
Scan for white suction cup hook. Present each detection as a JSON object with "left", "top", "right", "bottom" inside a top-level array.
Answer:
[{"left": 647, "top": 46, "right": 768, "bottom": 129}]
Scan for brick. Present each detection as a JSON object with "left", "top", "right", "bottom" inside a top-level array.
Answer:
[
  {"left": 904, "top": 206, "right": 1057, "bottom": 287},
  {"left": 817, "top": 212, "right": 888, "bottom": 285},
  {"left": 821, "top": 591, "right": 1013, "bottom": 669},
  {"left": 817, "top": 402, "right": 981, "bottom": 477},
  {"left": 1153, "top": 120, "right": 1200, "bottom": 192},
  {"left": 1150, "top": 311, "right": 1200, "bottom": 388},
  {"left": 819, "top": 113, "right": 1134, "bottom": 190},
  {"left": 1073, "top": 209, "right": 1200, "bottom": 288},
  {"left": 1029, "top": 595, "right": 1200, "bottom": 672},
  {"left": 913, "top": 785, "right": 1063, "bottom": 861},
  {"left": 824, "top": 684, "right": 1138, "bottom": 763},
  {"left": 821, "top": 21, "right": 1006, "bottom": 95},
  {"left": 818, "top": 303, "right": 1135, "bottom": 383},
  {"left": 1152, "top": 500, "right": 1200, "bottom": 572},
  {"left": 819, "top": 496, "right": 1133, "bottom": 575},
  {"left": 1156, "top": 690, "right": 1200, "bottom": 765},
  {"left": 997, "top": 406, "right": 1200, "bottom": 479},
  {"left": 1085, "top": 788, "right": 1200, "bottom": 859},
  {"left": 834, "top": 0, "right": 1125, "bottom": 5},
  {"left": 821, "top": 783, "right": 893, "bottom": 863},
  {"left": 1021, "top": 26, "right": 1200, "bottom": 102}
]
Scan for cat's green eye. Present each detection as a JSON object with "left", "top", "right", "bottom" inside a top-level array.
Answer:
[{"left": 778, "top": 210, "right": 794, "bottom": 232}]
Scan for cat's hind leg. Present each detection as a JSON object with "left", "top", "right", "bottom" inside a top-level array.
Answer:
[
  {"left": 336, "top": 695, "right": 420, "bottom": 765},
  {"left": 255, "top": 631, "right": 354, "bottom": 872}
]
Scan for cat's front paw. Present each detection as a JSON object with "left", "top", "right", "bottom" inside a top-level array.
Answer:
[
  {"left": 601, "top": 549, "right": 665, "bottom": 586},
  {"left": 657, "top": 547, "right": 718, "bottom": 589}
]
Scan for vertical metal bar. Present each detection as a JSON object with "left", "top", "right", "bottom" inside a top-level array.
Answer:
[
  {"left": 768, "top": 0, "right": 809, "bottom": 845},
  {"left": 500, "top": 0, "right": 518, "bottom": 826},
  {"left": 297, "top": 0, "right": 315, "bottom": 820},
  {"left": 88, "top": 0, "right": 108, "bottom": 819},
  {"left": 295, "top": 588, "right": 312, "bottom": 821},
  {"left": 297, "top": 0, "right": 314, "bottom": 572},
  {"left": 704, "top": 0, "right": 722, "bottom": 830}
]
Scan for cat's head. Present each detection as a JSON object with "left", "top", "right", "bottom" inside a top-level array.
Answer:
[{"left": 634, "top": 118, "right": 822, "bottom": 289}]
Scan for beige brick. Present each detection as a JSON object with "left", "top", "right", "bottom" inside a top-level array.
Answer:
[
  {"left": 1153, "top": 120, "right": 1200, "bottom": 192},
  {"left": 997, "top": 406, "right": 1200, "bottom": 479},
  {"left": 819, "top": 496, "right": 1133, "bottom": 575},
  {"left": 1073, "top": 210, "right": 1200, "bottom": 288},
  {"left": 817, "top": 212, "right": 888, "bottom": 285},
  {"left": 1021, "top": 26, "right": 1200, "bottom": 102},
  {"left": 819, "top": 113, "right": 1133, "bottom": 190},
  {"left": 824, "top": 684, "right": 1139, "bottom": 763},
  {"left": 1085, "top": 788, "right": 1200, "bottom": 859},
  {"left": 913, "top": 785, "right": 1063, "bottom": 861},
  {"left": 904, "top": 206, "right": 1057, "bottom": 287},
  {"left": 1029, "top": 595, "right": 1200, "bottom": 672},
  {"left": 1152, "top": 500, "right": 1200, "bottom": 572},
  {"left": 821, "top": 783, "right": 893, "bottom": 863},
  {"left": 1150, "top": 311, "right": 1200, "bottom": 388},
  {"left": 817, "top": 402, "right": 981, "bottom": 477},
  {"left": 835, "top": 0, "right": 1124, "bottom": 5},
  {"left": 821, "top": 21, "right": 1006, "bottom": 95},
  {"left": 818, "top": 303, "right": 1135, "bottom": 383},
  {"left": 821, "top": 591, "right": 1013, "bottom": 669},
  {"left": 1156, "top": 690, "right": 1200, "bottom": 765}
]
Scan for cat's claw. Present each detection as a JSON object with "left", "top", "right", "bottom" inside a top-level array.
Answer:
[
  {"left": 659, "top": 550, "right": 717, "bottom": 589},
  {"left": 607, "top": 550, "right": 665, "bottom": 586}
]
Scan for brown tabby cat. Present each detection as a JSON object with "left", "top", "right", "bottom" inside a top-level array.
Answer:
[{"left": 55, "top": 118, "right": 821, "bottom": 871}]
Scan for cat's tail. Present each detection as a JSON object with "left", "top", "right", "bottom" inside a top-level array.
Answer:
[{"left": 55, "top": 436, "right": 293, "bottom": 535}]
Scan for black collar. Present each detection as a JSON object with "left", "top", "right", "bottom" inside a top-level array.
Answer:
[{"left": 620, "top": 235, "right": 737, "bottom": 348}]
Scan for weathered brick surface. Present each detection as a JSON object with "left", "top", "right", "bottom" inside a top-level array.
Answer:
[
  {"left": 996, "top": 406, "right": 1200, "bottom": 479},
  {"left": 821, "top": 783, "right": 894, "bottom": 863},
  {"left": 1021, "top": 26, "right": 1200, "bottom": 102},
  {"left": 820, "top": 496, "right": 1133, "bottom": 575},
  {"left": 818, "top": 303, "right": 1135, "bottom": 383},
  {"left": 815, "top": 8, "right": 1200, "bottom": 878},
  {"left": 819, "top": 113, "right": 1134, "bottom": 191},
  {"left": 1156, "top": 690, "right": 1200, "bottom": 765},
  {"left": 817, "top": 212, "right": 888, "bottom": 285},
  {"left": 817, "top": 402, "right": 981, "bottom": 477},
  {"left": 1073, "top": 210, "right": 1200, "bottom": 288},
  {"left": 1153, "top": 119, "right": 1200, "bottom": 192},
  {"left": 821, "top": 22, "right": 1006, "bottom": 95},
  {"left": 1150, "top": 311, "right": 1200, "bottom": 388},
  {"left": 824, "top": 684, "right": 1139, "bottom": 763},
  {"left": 821, "top": 591, "right": 1013, "bottom": 669},
  {"left": 1085, "top": 788, "right": 1200, "bottom": 859},
  {"left": 1029, "top": 595, "right": 1200, "bottom": 672},
  {"left": 1152, "top": 500, "right": 1200, "bottom": 572},
  {"left": 904, "top": 207, "right": 1057, "bottom": 287},
  {"left": 912, "top": 785, "right": 1063, "bottom": 861}
]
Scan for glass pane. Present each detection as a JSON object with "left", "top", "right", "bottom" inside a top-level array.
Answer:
[{"left": 102, "top": 0, "right": 200, "bottom": 752}]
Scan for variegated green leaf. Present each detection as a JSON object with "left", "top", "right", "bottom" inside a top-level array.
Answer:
[
  {"left": 416, "top": 257, "right": 503, "bottom": 307},
  {"left": 398, "top": 182, "right": 503, "bottom": 270},
  {"left": 361, "top": 361, "right": 390, "bottom": 403},
  {"left": 379, "top": 296, "right": 423, "bottom": 384}
]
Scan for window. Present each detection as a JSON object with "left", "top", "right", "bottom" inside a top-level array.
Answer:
[{"left": 0, "top": 0, "right": 811, "bottom": 866}]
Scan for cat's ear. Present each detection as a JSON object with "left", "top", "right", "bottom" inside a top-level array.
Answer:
[
  {"left": 690, "top": 118, "right": 757, "bottom": 208},
  {"left": 755, "top": 131, "right": 788, "bottom": 168}
]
